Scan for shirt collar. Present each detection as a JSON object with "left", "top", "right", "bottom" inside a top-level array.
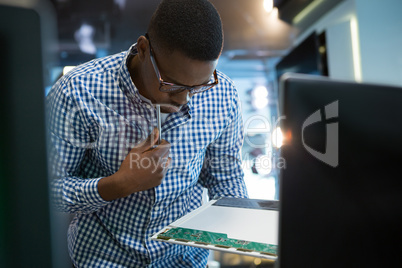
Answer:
[{"left": 118, "top": 43, "right": 142, "bottom": 104}]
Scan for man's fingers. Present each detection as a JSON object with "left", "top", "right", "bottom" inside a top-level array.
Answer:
[
  {"left": 148, "top": 139, "right": 171, "bottom": 158},
  {"left": 160, "top": 157, "right": 172, "bottom": 174},
  {"left": 165, "top": 157, "right": 172, "bottom": 169}
]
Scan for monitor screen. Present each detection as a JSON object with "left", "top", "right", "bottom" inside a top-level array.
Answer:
[
  {"left": 277, "top": 73, "right": 402, "bottom": 267},
  {"left": 0, "top": 4, "right": 52, "bottom": 267}
]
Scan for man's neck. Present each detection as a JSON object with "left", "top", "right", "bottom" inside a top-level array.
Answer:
[{"left": 127, "top": 54, "right": 146, "bottom": 97}]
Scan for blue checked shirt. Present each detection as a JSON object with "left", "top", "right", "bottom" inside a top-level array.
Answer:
[{"left": 46, "top": 44, "right": 248, "bottom": 268}]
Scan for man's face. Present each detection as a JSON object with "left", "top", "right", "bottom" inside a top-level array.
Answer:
[{"left": 141, "top": 43, "right": 218, "bottom": 113}]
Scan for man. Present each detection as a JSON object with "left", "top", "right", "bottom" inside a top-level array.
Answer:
[{"left": 47, "top": 0, "right": 248, "bottom": 267}]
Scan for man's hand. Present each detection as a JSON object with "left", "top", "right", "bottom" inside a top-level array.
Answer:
[{"left": 98, "top": 128, "right": 171, "bottom": 201}]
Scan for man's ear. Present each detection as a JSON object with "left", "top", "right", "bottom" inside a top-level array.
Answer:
[{"left": 136, "top": 35, "right": 150, "bottom": 61}]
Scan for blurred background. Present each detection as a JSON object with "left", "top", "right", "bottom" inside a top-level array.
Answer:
[{"left": 1, "top": 0, "right": 401, "bottom": 267}]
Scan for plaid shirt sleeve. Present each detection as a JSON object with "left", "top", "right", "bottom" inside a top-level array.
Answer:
[
  {"left": 198, "top": 78, "right": 249, "bottom": 200},
  {"left": 47, "top": 76, "right": 111, "bottom": 214}
]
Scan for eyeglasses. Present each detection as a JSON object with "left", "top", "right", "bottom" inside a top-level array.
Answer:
[{"left": 146, "top": 34, "right": 218, "bottom": 94}]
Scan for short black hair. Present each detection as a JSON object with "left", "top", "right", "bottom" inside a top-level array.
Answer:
[{"left": 147, "top": 0, "right": 223, "bottom": 61}]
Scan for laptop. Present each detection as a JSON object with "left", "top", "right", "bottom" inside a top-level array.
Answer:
[
  {"left": 151, "top": 197, "right": 279, "bottom": 260},
  {"left": 277, "top": 73, "right": 402, "bottom": 267}
]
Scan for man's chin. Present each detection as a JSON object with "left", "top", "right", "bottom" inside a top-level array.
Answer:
[{"left": 160, "top": 105, "right": 181, "bottom": 113}]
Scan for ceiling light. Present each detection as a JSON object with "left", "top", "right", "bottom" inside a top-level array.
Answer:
[
  {"left": 263, "top": 0, "right": 274, "bottom": 13},
  {"left": 251, "top": 85, "right": 269, "bottom": 109},
  {"left": 252, "top": 85, "right": 269, "bottom": 99},
  {"left": 252, "top": 98, "right": 269, "bottom": 110},
  {"left": 74, "top": 24, "right": 96, "bottom": 55},
  {"left": 269, "top": 7, "right": 279, "bottom": 19}
]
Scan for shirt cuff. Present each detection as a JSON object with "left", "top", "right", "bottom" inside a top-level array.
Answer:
[{"left": 79, "top": 177, "right": 111, "bottom": 208}]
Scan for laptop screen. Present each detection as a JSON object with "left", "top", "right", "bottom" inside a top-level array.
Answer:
[{"left": 277, "top": 73, "right": 402, "bottom": 267}]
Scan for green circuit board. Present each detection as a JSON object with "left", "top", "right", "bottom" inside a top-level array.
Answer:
[{"left": 157, "top": 227, "right": 277, "bottom": 256}]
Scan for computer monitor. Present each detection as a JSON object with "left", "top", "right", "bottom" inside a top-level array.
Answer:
[
  {"left": 0, "top": 4, "right": 52, "bottom": 267},
  {"left": 277, "top": 73, "right": 402, "bottom": 267}
]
